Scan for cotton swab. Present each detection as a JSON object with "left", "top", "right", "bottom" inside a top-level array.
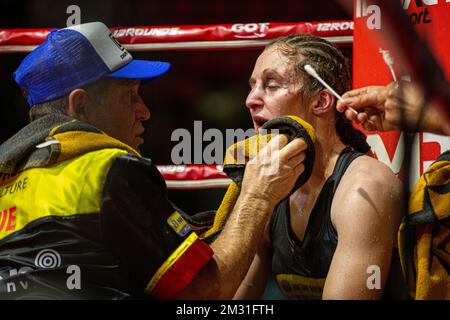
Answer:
[
  {"left": 380, "top": 49, "right": 398, "bottom": 82},
  {"left": 304, "top": 64, "right": 358, "bottom": 116}
]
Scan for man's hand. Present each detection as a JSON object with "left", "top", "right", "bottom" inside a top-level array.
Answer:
[
  {"left": 241, "top": 134, "right": 307, "bottom": 206},
  {"left": 336, "top": 84, "right": 389, "bottom": 131},
  {"left": 336, "top": 81, "right": 445, "bottom": 134},
  {"left": 178, "top": 134, "right": 307, "bottom": 300}
]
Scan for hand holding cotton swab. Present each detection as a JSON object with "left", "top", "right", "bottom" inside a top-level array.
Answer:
[{"left": 304, "top": 64, "right": 358, "bottom": 116}]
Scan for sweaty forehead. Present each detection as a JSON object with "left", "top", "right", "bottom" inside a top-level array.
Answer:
[{"left": 253, "top": 45, "right": 294, "bottom": 78}]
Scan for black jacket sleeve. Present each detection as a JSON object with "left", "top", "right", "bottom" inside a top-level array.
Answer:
[{"left": 100, "top": 154, "right": 213, "bottom": 299}]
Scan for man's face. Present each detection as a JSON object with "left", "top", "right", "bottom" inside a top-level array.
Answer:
[
  {"left": 246, "top": 45, "right": 307, "bottom": 132},
  {"left": 86, "top": 79, "right": 150, "bottom": 150}
]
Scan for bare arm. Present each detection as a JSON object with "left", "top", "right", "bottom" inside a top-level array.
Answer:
[
  {"left": 322, "top": 157, "right": 403, "bottom": 299},
  {"left": 233, "top": 222, "right": 272, "bottom": 300},
  {"left": 178, "top": 135, "right": 307, "bottom": 299}
]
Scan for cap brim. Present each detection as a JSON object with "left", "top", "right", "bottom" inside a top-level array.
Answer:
[{"left": 107, "top": 60, "right": 170, "bottom": 80}]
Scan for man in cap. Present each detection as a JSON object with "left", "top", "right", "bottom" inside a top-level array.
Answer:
[{"left": 0, "top": 22, "right": 306, "bottom": 299}]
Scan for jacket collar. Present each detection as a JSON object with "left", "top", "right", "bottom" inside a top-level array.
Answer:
[{"left": 0, "top": 114, "right": 139, "bottom": 174}]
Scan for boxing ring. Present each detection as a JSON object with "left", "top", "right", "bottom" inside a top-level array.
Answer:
[
  {"left": 1, "top": 0, "right": 449, "bottom": 302},
  {"left": 1, "top": 18, "right": 448, "bottom": 190},
  {"left": 0, "top": 20, "right": 353, "bottom": 190}
]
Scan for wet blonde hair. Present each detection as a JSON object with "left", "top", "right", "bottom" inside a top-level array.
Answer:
[{"left": 267, "top": 34, "right": 370, "bottom": 153}]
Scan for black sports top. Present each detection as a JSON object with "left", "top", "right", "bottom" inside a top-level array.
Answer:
[{"left": 270, "top": 147, "right": 363, "bottom": 299}]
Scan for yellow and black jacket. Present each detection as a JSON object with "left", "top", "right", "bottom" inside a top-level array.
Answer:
[
  {"left": 399, "top": 150, "right": 450, "bottom": 299},
  {"left": 0, "top": 115, "right": 213, "bottom": 299}
]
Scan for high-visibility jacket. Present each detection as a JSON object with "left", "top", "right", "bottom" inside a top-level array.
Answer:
[{"left": 0, "top": 114, "right": 213, "bottom": 299}]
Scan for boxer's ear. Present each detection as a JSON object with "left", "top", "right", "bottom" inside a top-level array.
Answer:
[
  {"left": 311, "top": 90, "right": 336, "bottom": 117},
  {"left": 68, "top": 89, "right": 89, "bottom": 121}
]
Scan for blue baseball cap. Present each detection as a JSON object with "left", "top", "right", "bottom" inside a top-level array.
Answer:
[{"left": 13, "top": 22, "right": 171, "bottom": 106}]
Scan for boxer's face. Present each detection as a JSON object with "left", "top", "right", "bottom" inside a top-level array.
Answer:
[
  {"left": 86, "top": 79, "right": 150, "bottom": 150},
  {"left": 246, "top": 45, "right": 308, "bottom": 132}
]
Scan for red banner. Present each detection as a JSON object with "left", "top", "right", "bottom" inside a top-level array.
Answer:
[{"left": 353, "top": 0, "right": 450, "bottom": 186}]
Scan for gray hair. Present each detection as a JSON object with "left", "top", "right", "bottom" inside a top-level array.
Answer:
[{"left": 28, "top": 78, "right": 111, "bottom": 122}]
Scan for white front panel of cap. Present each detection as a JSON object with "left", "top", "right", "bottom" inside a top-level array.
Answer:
[{"left": 67, "top": 22, "right": 132, "bottom": 71}]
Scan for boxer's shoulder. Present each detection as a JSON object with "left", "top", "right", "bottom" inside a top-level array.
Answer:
[
  {"left": 331, "top": 154, "right": 403, "bottom": 225},
  {"left": 333, "top": 154, "right": 402, "bottom": 209},
  {"left": 344, "top": 154, "right": 399, "bottom": 185}
]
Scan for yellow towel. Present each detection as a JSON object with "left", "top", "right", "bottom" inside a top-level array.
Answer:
[
  {"left": 201, "top": 115, "right": 315, "bottom": 240},
  {"left": 399, "top": 150, "right": 450, "bottom": 300}
]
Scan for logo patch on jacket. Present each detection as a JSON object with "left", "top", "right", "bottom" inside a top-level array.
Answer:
[{"left": 167, "top": 211, "right": 191, "bottom": 237}]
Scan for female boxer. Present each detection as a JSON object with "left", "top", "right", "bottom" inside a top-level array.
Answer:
[{"left": 234, "top": 34, "right": 405, "bottom": 300}]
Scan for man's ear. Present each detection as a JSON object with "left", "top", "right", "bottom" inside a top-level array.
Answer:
[
  {"left": 67, "top": 89, "right": 89, "bottom": 120},
  {"left": 311, "top": 90, "right": 336, "bottom": 117}
]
